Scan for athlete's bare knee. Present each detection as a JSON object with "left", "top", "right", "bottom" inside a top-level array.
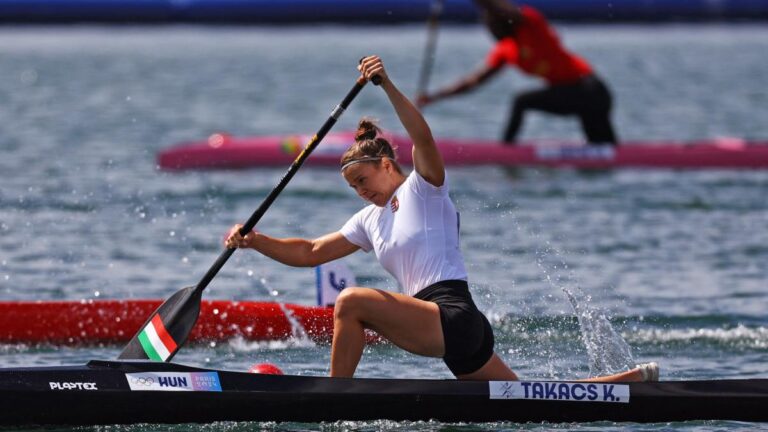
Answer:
[{"left": 333, "top": 287, "right": 367, "bottom": 320}]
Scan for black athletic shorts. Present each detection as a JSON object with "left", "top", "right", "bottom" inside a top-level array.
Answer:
[{"left": 414, "top": 280, "right": 495, "bottom": 376}]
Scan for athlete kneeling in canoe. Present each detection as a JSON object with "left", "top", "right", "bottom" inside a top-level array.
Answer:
[{"left": 225, "top": 56, "right": 657, "bottom": 382}]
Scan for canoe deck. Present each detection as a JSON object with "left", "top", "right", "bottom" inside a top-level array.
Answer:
[{"left": 0, "top": 360, "right": 767, "bottom": 425}]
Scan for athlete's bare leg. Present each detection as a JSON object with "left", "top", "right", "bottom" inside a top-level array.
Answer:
[
  {"left": 456, "top": 353, "right": 519, "bottom": 381},
  {"left": 330, "top": 287, "right": 445, "bottom": 378},
  {"left": 580, "top": 363, "right": 658, "bottom": 383},
  {"left": 330, "top": 286, "right": 655, "bottom": 382},
  {"left": 459, "top": 358, "right": 655, "bottom": 382}
]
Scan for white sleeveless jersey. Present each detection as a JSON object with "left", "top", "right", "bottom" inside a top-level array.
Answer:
[{"left": 339, "top": 171, "right": 468, "bottom": 297}]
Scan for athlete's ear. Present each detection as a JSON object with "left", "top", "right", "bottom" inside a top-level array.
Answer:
[{"left": 381, "top": 157, "right": 393, "bottom": 173}]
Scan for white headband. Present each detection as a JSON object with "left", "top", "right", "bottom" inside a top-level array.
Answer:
[{"left": 340, "top": 156, "right": 383, "bottom": 172}]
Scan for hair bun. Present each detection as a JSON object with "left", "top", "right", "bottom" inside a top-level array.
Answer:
[{"left": 355, "top": 118, "right": 380, "bottom": 142}]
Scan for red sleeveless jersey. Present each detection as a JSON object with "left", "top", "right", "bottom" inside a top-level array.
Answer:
[{"left": 486, "top": 6, "right": 593, "bottom": 85}]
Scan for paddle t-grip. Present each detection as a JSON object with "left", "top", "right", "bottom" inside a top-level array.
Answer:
[{"left": 359, "top": 57, "right": 383, "bottom": 86}]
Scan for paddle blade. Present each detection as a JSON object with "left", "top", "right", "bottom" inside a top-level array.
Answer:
[{"left": 118, "top": 285, "right": 202, "bottom": 361}]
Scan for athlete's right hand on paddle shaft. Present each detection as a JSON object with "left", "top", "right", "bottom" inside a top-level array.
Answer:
[{"left": 224, "top": 224, "right": 257, "bottom": 249}]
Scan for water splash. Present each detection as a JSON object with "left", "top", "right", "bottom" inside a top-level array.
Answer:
[
  {"left": 228, "top": 336, "right": 316, "bottom": 352},
  {"left": 534, "top": 241, "right": 635, "bottom": 377},
  {"left": 561, "top": 285, "right": 636, "bottom": 376},
  {"left": 257, "top": 276, "right": 313, "bottom": 345}
]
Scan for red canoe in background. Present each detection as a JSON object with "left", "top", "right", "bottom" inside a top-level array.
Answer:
[
  {"left": 158, "top": 131, "right": 768, "bottom": 171},
  {"left": 0, "top": 300, "right": 335, "bottom": 346}
]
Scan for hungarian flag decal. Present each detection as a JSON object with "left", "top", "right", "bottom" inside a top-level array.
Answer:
[{"left": 137, "top": 315, "right": 178, "bottom": 361}]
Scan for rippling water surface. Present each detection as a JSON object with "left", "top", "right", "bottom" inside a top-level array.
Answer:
[{"left": 0, "top": 23, "right": 767, "bottom": 431}]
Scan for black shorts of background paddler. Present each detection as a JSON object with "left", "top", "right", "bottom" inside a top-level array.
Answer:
[{"left": 414, "top": 280, "right": 495, "bottom": 376}]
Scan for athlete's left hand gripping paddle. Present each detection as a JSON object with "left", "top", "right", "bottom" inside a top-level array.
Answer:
[{"left": 119, "top": 68, "right": 374, "bottom": 361}]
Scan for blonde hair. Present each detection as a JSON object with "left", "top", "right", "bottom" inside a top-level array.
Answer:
[{"left": 340, "top": 118, "right": 401, "bottom": 173}]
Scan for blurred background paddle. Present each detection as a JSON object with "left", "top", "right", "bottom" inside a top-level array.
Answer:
[
  {"left": 119, "top": 72, "right": 373, "bottom": 361},
  {"left": 416, "top": 0, "right": 444, "bottom": 97}
]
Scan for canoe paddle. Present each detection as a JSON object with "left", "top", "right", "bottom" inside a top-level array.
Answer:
[
  {"left": 119, "top": 70, "right": 377, "bottom": 362},
  {"left": 416, "top": 0, "right": 443, "bottom": 97}
]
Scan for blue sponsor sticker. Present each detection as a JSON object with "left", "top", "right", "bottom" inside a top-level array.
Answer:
[
  {"left": 489, "top": 381, "right": 629, "bottom": 403},
  {"left": 126, "top": 372, "right": 222, "bottom": 392}
]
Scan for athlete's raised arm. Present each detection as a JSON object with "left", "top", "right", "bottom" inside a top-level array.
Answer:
[{"left": 359, "top": 55, "right": 445, "bottom": 187}]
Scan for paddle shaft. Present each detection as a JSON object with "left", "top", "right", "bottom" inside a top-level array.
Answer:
[
  {"left": 118, "top": 74, "right": 372, "bottom": 362},
  {"left": 194, "top": 76, "right": 369, "bottom": 297},
  {"left": 416, "top": 0, "right": 443, "bottom": 96}
]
